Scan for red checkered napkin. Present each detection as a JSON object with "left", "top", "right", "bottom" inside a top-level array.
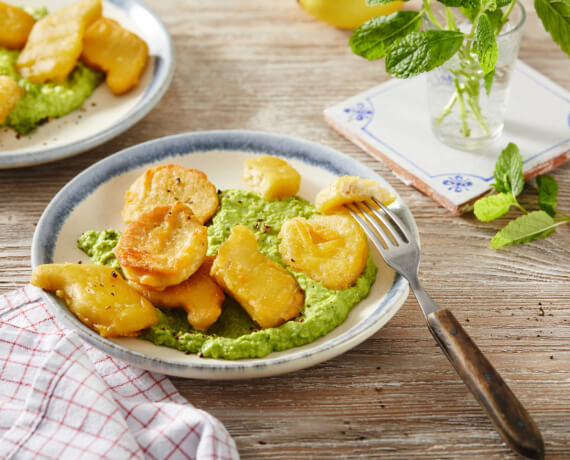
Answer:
[{"left": 0, "top": 286, "right": 239, "bottom": 460}]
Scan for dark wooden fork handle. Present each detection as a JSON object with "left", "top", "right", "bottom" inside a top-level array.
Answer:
[{"left": 427, "top": 309, "right": 545, "bottom": 460}]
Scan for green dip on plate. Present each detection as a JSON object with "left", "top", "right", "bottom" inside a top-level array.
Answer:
[
  {"left": 1, "top": 5, "right": 102, "bottom": 135},
  {"left": 0, "top": 48, "right": 103, "bottom": 134},
  {"left": 78, "top": 189, "right": 377, "bottom": 360}
]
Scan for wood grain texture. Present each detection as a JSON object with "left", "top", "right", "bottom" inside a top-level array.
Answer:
[
  {"left": 427, "top": 309, "right": 545, "bottom": 459},
  {"left": 1, "top": 0, "right": 568, "bottom": 458}
]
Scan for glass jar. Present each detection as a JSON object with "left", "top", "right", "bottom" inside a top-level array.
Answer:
[{"left": 425, "top": 2, "right": 526, "bottom": 150}]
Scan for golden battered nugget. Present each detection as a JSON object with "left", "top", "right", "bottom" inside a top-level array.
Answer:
[
  {"left": 31, "top": 263, "right": 159, "bottom": 338},
  {"left": 131, "top": 258, "right": 224, "bottom": 331},
  {"left": 115, "top": 202, "right": 208, "bottom": 289},
  {"left": 315, "top": 175, "right": 395, "bottom": 214},
  {"left": 81, "top": 17, "right": 148, "bottom": 95},
  {"left": 0, "top": 76, "right": 24, "bottom": 124},
  {"left": 122, "top": 164, "right": 219, "bottom": 224},
  {"left": 211, "top": 226, "right": 304, "bottom": 329},
  {"left": 0, "top": 1, "right": 36, "bottom": 49},
  {"left": 17, "top": 0, "right": 102, "bottom": 83},
  {"left": 243, "top": 155, "right": 301, "bottom": 200},
  {"left": 279, "top": 214, "right": 368, "bottom": 290}
]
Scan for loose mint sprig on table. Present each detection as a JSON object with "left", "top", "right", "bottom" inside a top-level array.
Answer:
[
  {"left": 351, "top": 0, "right": 570, "bottom": 138},
  {"left": 473, "top": 143, "right": 570, "bottom": 249}
]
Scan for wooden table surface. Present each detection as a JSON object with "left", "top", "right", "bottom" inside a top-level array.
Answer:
[{"left": 1, "top": 0, "right": 568, "bottom": 458}]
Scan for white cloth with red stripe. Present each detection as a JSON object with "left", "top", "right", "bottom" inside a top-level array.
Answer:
[{"left": 0, "top": 286, "right": 239, "bottom": 460}]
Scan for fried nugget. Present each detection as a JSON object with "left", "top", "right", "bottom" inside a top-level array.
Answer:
[
  {"left": 114, "top": 202, "right": 208, "bottom": 289},
  {"left": 81, "top": 17, "right": 148, "bottom": 95},
  {"left": 122, "top": 164, "right": 219, "bottom": 224},
  {"left": 243, "top": 155, "right": 301, "bottom": 200},
  {"left": 31, "top": 263, "right": 159, "bottom": 338},
  {"left": 0, "top": 76, "right": 24, "bottom": 124},
  {"left": 315, "top": 175, "right": 396, "bottom": 214},
  {"left": 131, "top": 257, "right": 224, "bottom": 331},
  {"left": 279, "top": 214, "right": 368, "bottom": 290},
  {"left": 16, "top": 0, "right": 102, "bottom": 83},
  {"left": 211, "top": 225, "right": 304, "bottom": 329},
  {"left": 0, "top": 1, "right": 36, "bottom": 49}
]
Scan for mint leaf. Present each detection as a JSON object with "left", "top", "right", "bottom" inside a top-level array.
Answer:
[
  {"left": 474, "top": 13, "right": 498, "bottom": 73},
  {"left": 438, "top": 0, "right": 481, "bottom": 8},
  {"left": 366, "top": 0, "right": 406, "bottom": 5},
  {"left": 484, "top": 69, "right": 495, "bottom": 95},
  {"left": 474, "top": 192, "right": 515, "bottom": 221},
  {"left": 460, "top": 6, "right": 480, "bottom": 22},
  {"left": 495, "top": 0, "right": 513, "bottom": 6},
  {"left": 492, "top": 142, "right": 524, "bottom": 196},
  {"left": 535, "top": 0, "right": 570, "bottom": 57},
  {"left": 537, "top": 174, "right": 558, "bottom": 217},
  {"left": 486, "top": 9, "right": 505, "bottom": 32},
  {"left": 385, "top": 30, "right": 464, "bottom": 78},
  {"left": 490, "top": 211, "right": 557, "bottom": 248},
  {"left": 350, "top": 12, "right": 422, "bottom": 60}
]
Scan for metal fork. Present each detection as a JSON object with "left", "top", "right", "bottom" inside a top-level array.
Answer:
[{"left": 347, "top": 198, "right": 544, "bottom": 460}]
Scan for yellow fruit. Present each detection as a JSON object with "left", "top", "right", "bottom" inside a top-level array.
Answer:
[
  {"left": 0, "top": 76, "right": 24, "bottom": 124},
  {"left": 31, "top": 263, "right": 159, "bottom": 338},
  {"left": 81, "top": 17, "right": 148, "bottom": 95},
  {"left": 17, "top": 0, "right": 102, "bottom": 83},
  {"left": 279, "top": 214, "right": 368, "bottom": 290},
  {"left": 298, "top": 0, "right": 403, "bottom": 29},
  {"left": 211, "top": 225, "right": 304, "bottom": 329},
  {"left": 315, "top": 175, "right": 396, "bottom": 214},
  {"left": 0, "top": 1, "right": 35, "bottom": 49},
  {"left": 243, "top": 155, "right": 301, "bottom": 200}
]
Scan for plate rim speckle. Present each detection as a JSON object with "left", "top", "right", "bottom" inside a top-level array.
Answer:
[
  {"left": 31, "top": 130, "right": 414, "bottom": 379},
  {"left": 0, "top": 0, "right": 175, "bottom": 169}
]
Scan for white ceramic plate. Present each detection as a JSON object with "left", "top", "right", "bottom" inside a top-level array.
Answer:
[
  {"left": 31, "top": 131, "right": 415, "bottom": 379},
  {"left": 0, "top": 0, "right": 174, "bottom": 168}
]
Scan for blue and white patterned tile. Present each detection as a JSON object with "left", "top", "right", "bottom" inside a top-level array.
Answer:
[{"left": 324, "top": 61, "right": 570, "bottom": 214}]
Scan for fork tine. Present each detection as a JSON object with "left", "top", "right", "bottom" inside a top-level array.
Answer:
[
  {"left": 372, "top": 198, "right": 410, "bottom": 244},
  {"left": 346, "top": 203, "right": 390, "bottom": 251},
  {"left": 350, "top": 202, "right": 398, "bottom": 249},
  {"left": 360, "top": 200, "right": 406, "bottom": 246}
]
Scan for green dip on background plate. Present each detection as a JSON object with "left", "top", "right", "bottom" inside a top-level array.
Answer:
[{"left": 0, "top": 49, "right": 103, "bottom": 135}]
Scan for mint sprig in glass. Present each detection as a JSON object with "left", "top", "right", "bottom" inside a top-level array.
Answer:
[{"left": 350, "top": 0, "right": 570, "bottom": 150}]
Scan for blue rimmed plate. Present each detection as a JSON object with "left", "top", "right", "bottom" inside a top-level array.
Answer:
[
  {"left": 0, "top": 0, "right": 174, "bottom": 168},
  {"left": 31, "top": 130, "right": 415, "bottom": 379}
]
